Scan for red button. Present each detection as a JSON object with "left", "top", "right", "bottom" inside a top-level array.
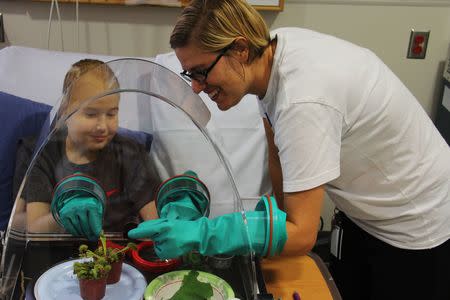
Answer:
[
  {"left": 414, "top": 35, "right": 425, "bottom": 44},
  {"left": 413, "top": 45, "right": 423, "bottom": 55}
]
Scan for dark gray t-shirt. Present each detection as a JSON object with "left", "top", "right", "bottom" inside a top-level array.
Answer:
[{"left": 14, "top": 133, "right": 160, "bottom": 232}]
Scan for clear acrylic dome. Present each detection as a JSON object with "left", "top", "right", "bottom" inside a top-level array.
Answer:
[{"left": 0, "top": 59, "right": 262, "bottom": 300}]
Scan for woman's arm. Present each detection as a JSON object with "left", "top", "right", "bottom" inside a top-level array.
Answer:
[
  {"left": 263, "top": 117, "right": 324, "bottom": 256},
  {"left": 263, "top": 118, "right": 284, "bottom": 209},
  {"left": 283, "top": 187, "right": 324, "bottom": 255}
]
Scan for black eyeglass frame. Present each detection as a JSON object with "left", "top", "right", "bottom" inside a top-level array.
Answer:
[{"left": 180, "top": 44, "right": 233, "bottom": 84}]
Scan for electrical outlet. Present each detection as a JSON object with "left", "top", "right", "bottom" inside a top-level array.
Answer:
[
  {"left": 0, "top": 13, "right": 4, "bottom": 43},
  {"left": 407, "top": 29, "right": 430, "bottom": 59}
]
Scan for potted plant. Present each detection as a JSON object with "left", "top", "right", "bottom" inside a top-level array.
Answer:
[
  {"left": 79, "top": 233, "right": 137, "bottom": 284},
  {"left": 73, "top": 257, "right": 111, "bottom": 300},
  {"left": 101, "top": 238, "right": 137, "bottom": 284}
]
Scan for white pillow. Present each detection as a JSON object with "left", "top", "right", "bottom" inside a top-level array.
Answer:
[{"left": 0, "top": 46, "right": 153, "bottom": 106}]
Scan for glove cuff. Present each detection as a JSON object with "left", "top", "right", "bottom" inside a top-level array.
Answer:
[
  {"left": 255, "top": 195, "right": 287, "bottom": 257},
  {"left": 51, "top": 173, "right": 106, "bottom": 226},
  {"left": 155, "top": 170, "right": 210, "bottom": 219}
]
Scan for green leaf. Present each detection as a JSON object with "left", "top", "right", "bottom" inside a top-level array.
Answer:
[{"left": 169, "top": 271, "right": 213, "bottom": 300}]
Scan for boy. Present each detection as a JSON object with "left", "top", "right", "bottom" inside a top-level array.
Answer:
[{"left": 14, "top": 59, "right": 159, "bottom": 240}]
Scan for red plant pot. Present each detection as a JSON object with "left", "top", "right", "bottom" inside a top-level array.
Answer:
[
  {"left": 79, "top": 277, "right": 107, "bottom": 300},
  {"left": 107, "top": 258, "right": 124, "bottom": 284},
  {"left": 130, "top": 241, "right": 181, "bottom": 273}
]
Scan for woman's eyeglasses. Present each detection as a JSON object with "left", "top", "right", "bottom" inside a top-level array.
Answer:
[{"left": 180, "top": 45, "right": 232, "bottom": 84}]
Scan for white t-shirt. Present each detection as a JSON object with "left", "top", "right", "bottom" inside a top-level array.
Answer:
[{"left": 259, "top": 27, "right": 450, "bottom": 250}]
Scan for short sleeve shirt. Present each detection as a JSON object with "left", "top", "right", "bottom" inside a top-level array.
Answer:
[
  {"left": 16, "top": 132, "right": 160, "bottom": 232},
  {"left": 259, "top": 27, "right": 450, "bottom": 249}
]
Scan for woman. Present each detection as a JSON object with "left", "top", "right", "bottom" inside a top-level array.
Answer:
[{"left": 130, "top": 1, "right": 450, "bottom": 299}]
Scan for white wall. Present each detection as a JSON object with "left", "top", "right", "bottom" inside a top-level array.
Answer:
[
  {"left": 1, "top": 1, "right": 449, "bottom": 117},
  {"left": 1, "top": 0, "right": 449, "bottom": 229}
]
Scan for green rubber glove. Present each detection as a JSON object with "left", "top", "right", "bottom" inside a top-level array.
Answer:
[
  {"left": 129, "top": 212, "right": 262, "bottom": 259},
  {"left": 58, "top": 195, "right": 103, "bottom": 241},
  {"left": 160, "top": 197, "right": 204, "bottom": 220},
  {"left": 129, "top": 195, "right": 287, "bottom": 259},
  {"left": 51, "top": 174, "right": 105, "bottom": 241},
  {"left": 157, "top": 170, "right": 210, "bottom": 220}
]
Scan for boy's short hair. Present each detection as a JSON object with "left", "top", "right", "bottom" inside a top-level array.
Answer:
[
  {"left": 63, "top": 59, "right": 118, "bottom": 96},
  {"left": 57, "top": 59, "right": 119, "bottom": 122}
]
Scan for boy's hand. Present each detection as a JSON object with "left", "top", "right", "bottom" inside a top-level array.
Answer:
[
  {"left": 156, "top": 170, "right": 210, "bottom": 220},
  {"left": 58, "top": 196, "right": 103, "bottom": 241},
  {"left": 51, "top": 174, "right": 105, "bottom": 241}
]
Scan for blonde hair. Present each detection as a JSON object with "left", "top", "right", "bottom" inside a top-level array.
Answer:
[
  {"left": 170, "top": 0, "right": 270, "bottom": 62},
  {"left": 63, "top": 59, "right": 118, "bottom": 96},
  {"left": 58, "top": 59, "right": 119, "bottom": 120}
]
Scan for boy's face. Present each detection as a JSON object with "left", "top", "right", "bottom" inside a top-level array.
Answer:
[{"left": 65, "top": 73, "right": 119, "bottom": 153}]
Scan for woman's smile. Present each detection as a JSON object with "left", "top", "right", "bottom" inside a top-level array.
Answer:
[{"left": 208, "top": 88, "right": 220, "bottom": 101}]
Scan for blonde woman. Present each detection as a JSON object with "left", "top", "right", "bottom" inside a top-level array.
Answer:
[{"left": 129, "top": 1, "right": 450, "bottom": 299}]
